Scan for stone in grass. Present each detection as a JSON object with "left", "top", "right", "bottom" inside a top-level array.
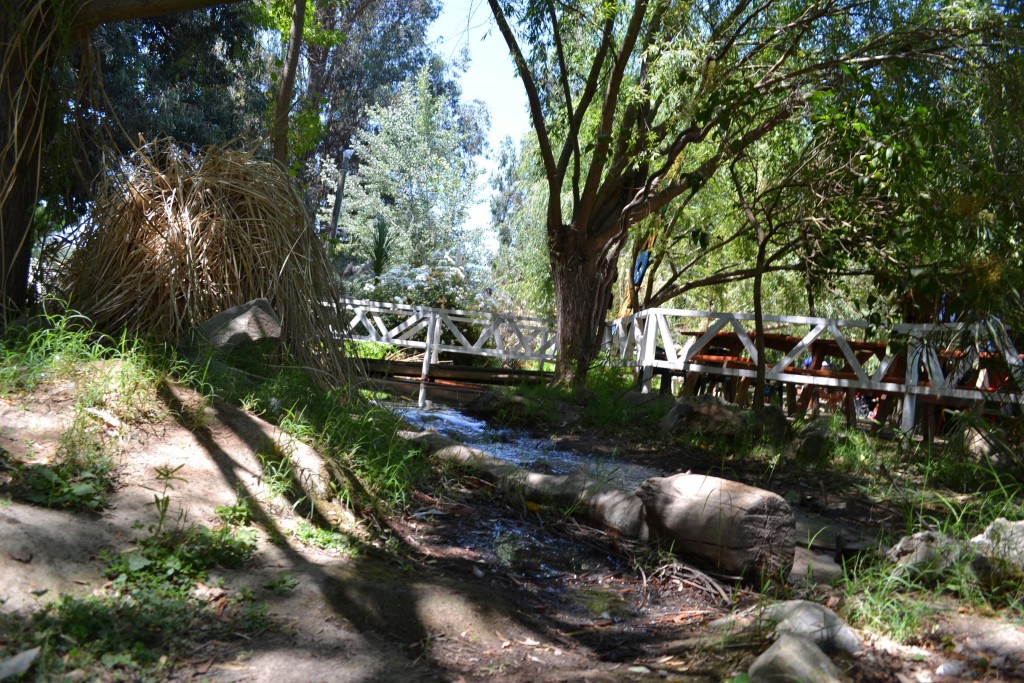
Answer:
[
  {"left": 970, "top": 518, "right": 1024, "bottom": 588},
  {"left": 660, "top": 395, "right": 744, "bottom": 438},
  {"left": 194, "top": 298, "right": 282, "bottom": 350},
  {"left": 758, "top": 600, "right": 861, "bottom": 655},
  {"left": 751, "top": 405, "right": 793, "bottom": 446},
  {"left": 886, "top": 530, "right": 967, "bottom": 583},
  {"left": 748, "top": 633, "right": 843, "bottom": 683},
  {"left": 796, "top": 429, "right": 831, "bottom": 464}
]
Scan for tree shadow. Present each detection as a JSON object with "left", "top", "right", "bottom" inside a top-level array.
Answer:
[{"left": 155, "top": 383, "right": 559, "bottom": 680}]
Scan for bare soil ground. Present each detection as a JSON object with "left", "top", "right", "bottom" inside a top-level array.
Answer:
[{"left": 3, "top": 378, "right": 1024, "bottom": 682}]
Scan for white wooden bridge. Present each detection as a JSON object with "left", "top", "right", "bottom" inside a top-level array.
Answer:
[{"left": 336, "top": 298, "right": 1024, "bottom": 431}]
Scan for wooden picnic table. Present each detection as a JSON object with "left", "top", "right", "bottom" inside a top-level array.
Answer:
[{"left": 675, "top": 330, "right": 891, "bottom": 420}]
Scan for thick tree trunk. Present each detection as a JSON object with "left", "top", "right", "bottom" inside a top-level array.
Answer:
[
  {"left": 638, "top": 473, "right": 795, "bottom": 580},
  {"left": 550, "top": 223, "right": 623, "bottom": 395}
]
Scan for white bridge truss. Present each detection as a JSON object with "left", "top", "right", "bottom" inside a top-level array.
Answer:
[
  {"left": 614, "top": 308, "right": 1024, "bottom": 431},
  {"left": 336, "top": 298, "right": 556, "bottom": 404},
  {"left": 336, "top": 299, "right": 1023, "bottom": 429}
]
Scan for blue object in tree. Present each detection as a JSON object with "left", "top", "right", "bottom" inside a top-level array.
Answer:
[{"left": 633, "top": 250, "right": 650, "bottom": 286}]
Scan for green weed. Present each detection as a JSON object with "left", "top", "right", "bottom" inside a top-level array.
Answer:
[
  {"left": 291, "top": 520, "right": 354, "bottom": 554},
  {"left": 499, "top": 357, "right": 647, "bottom": 434},
  {"left": 0, "top": 578, "right": 269, "bottom": 680},
  {"left": 840, "top": 558, "right": 934, "bottom": 642},
  {"left": 10, "top": 413, "right": 116, "bottom": 511},
  {"left": 256, "top": 444, "right": 300, "bottom": 501},
  {"left": 263, "top": 572, "right": 299, "bottom": 593},
  {"left": 217, "top": 496, "right": 253, "bottom": 527}
]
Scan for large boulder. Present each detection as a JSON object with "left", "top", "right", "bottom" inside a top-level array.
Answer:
[
  {"left": 660, "top": 395, "right": 745, "bottom": 439},
  {"left": 637, "top": 473, "right": 795, "bottom": 579},
  {"left": 194, "top": 298, "right": 282, "bottom": 350},
  {"left": 748, "top": 633, "right": 843, "bottom": 683}
]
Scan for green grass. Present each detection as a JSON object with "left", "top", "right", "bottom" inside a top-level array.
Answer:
[
  {"left": 496, "top": 358, "right": 655, "bottom": 434},
  {"left": 0, "top": 588, "right": 269, "bottom": 680},
  {"left": 840, "top": 559, "right": 936, "bottom": 642},
  {"left": 1, "top": 309, "right": 179, "bottom": 512},
  {"left": 292, "top": 519, "right": 356, "bottom": 554}
]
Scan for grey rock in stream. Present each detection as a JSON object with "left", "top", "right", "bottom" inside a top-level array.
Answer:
[
  {"left": 748, "top": 633, "right": 843, "bottom": 683},
  {"left": 758, "top": 600, "right": 861, "bottom": 655}
]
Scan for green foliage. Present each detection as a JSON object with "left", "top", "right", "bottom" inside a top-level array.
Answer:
[
  {"left": 365, "top": 216, "right": 395, "bottom": 277},
  {"left": 0, "top": 308, "right": 106, "bottom": 393},
  {"left": 10, "top": 462, "right": 108, "bottom": 512},
  {"left": 490, "top": 135, "right": 555, "bottom": 317},
  {"left": 336, "top": 64, "right": 490, "bottom": 310},
  {"left": 841, "top": 559, "right": 935, "bottom": 642},
  {"left": 292, "top": 519, "right": 355, "bottom": 554},
  {"left": 216, "top": 497, "right": 253, "bottom": 527},
  {"left": 500, "top": 359, "right": 653, "bottom": 435},
  {"left": 0, "top": 554, "right": 269, "bottom": 680},
  {"left": 1, "top": 311, "right": 179, "bottom": 512},
  {"left": 190, "top": 348, "right": 429, "bottom": 511},
  {"left": 264, "top": 571, "right": 299, "bottom": 593},
  {"left": 105, "top": 523, "right": 258, "bottom": 596}
]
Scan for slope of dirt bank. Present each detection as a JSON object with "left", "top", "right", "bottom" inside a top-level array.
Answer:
[
  {"left": 1, "top": 379, "right": 720, "bottom": 681},
  {"left": 4, "top": 377, "right": 1024, "bottom": 682}
]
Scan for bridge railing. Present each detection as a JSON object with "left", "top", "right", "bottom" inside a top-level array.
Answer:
[
  {"left": 333, "top": 298, "right": 557, "bottom": 403},
  {"left": 613, "top": 308, "right": 1024, "bottom": 431},
  {"left": 333, "top": 299, "right": 1023, "bottom": 427}
]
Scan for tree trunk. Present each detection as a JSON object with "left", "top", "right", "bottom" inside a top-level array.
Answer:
[
  {"left": 638, "top": 473, "right": 795, "bottom": 580},
  {"left": 272, "top": 0, "right": 306, "bottom": 167},
  {"left": 550, "top": 224, "right": 622, "bottom": 395},
  {"left": 753, "top": 232, "right": 768, "bottom": 414},
  {"left": 1, "top": 2, "right": 55, "bottom": 320}
]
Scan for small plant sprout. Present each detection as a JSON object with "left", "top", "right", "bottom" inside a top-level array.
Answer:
[{"left": 150, "top": 463, "right": 187, "bottom": 535}]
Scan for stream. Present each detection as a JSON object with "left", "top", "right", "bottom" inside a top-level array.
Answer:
[
  {"left": 397, "top": 403, "right": 882, "bottom": 586},
  {"left": 397, "top": 405, "right": 665, "bottom": 489}
]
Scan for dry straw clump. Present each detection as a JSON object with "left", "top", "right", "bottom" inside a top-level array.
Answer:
[{"left": 64, "top": 138, "right": 350, "bottom": 387}]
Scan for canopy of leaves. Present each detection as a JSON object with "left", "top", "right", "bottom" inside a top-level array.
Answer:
[{"left": 336, "top": 66, "right": 490, "bottom": 310}]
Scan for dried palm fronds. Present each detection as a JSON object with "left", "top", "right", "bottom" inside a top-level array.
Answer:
[{"left": 64, "top": 137, "right": 351, "bottom": 387}]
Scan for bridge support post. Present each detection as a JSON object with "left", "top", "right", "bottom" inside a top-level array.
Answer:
[
  {"left": 639, "top": 313, "right": 657, "bottom": 394},
  {"left": 901, "top": 340, "right": 920, "bottom": 434},
  {"left": 419, "top": 311, "right": 440, "bottom": 408}
]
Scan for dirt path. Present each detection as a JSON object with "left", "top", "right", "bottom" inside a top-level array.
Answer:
[{"left": 4, "top": 381, "right": 1024, "bottom": 682}]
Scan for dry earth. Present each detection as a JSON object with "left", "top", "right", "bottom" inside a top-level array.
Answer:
[{"left": 2, "top": 376, "right": 1024, "bottom": 682}]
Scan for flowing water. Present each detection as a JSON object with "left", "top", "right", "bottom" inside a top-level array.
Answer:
[{"left": 397, "top": 405, "right": 663, "bottom": 489}]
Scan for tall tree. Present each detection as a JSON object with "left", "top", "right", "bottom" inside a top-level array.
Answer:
[
  {"left": 486, "top": 0, "right": 1002, "bottom": 392},
  {"left": 302, "top": 0, "right": 439, "bottom": 161},
  {"left": 93, "top": 5, "right": 266, "bottom": 150},
  {"left": 339, "top": 66, "right": 485, "bottom": 269},
  {"left": 271, "top": 0, "right": 306, "bottom": 165}
]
